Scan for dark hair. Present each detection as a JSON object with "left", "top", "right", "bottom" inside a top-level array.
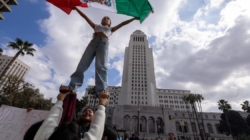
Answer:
[
  {"left": 169, "top": 132, "right": 174, "bottom": 136},
  {"left": 76, "top": 107, "right": 95, "bottom": 125},
  {"left": 102, "top": 16, "right": 111, "bottom": 27},
  {"left": 23, "top": 120, "right": 44, "bottom": 140},
  {"left": 103, "top": 124, "right": 117, "bottom": 140},
  {"left": 49, "top": 122, "right": 79, "bottom": 140},
  {"left": 82, "top": 107, "right": 95, "bottom": 113}
]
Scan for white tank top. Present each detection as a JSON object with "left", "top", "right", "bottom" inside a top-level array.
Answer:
[{"left": 94, "top": 24, "right": 112, "bottom": 37}]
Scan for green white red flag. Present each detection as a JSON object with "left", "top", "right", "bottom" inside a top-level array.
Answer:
[{"left": 46, "top": 0, "right": 153, "bottom": 23}]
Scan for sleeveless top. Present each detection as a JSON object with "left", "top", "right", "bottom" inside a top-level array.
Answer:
[{"left": 94, "top": 24, "right": 112, "bottom": 37}]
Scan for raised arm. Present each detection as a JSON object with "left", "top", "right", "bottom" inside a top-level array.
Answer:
[
  {"left": 111, "top": 17, "right": 138, "bottom": 33},
  {"left": 34, "top": 93, "right": 68, "bottom": 140},
  {"left": 74, "top": 7, "right": 95, "bottom": 29},
  {"left": 83, "top": 90, "right": 109, "bottom": 140}
]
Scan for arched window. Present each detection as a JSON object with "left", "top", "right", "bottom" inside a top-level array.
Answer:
[
  {"left": 175, "top": 121, "right": 181, "bottom": 132},
  {"left": 131, "top": 116, "right": 138, "bottom": 132},
  {"left": 156, "top": 117, "right": 164, "bottom": 134},
  {"left": 140, "top": 116, "right": 147, "bottom": 132},
  {"left": 184, "top": 122, "right": 189, "bottom": 133},
  {"left": 123, "top": 115, "right": 131, "bottom": 130},
  {"left": 148, "top": 117, "right": 155, "bottom": 133},
  {"left": 191, "top": 122, "right": 197, "bottom": 132},
  {"left": 215, "top": 124, "right": 220, "bottom": 134},
  {"left": 207, "top": 123, "right": 214, "bottom": 133}
]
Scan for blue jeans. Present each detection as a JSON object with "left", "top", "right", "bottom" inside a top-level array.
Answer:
[{"left": 69, "top": 37, "right": 109, "bottom": 95}]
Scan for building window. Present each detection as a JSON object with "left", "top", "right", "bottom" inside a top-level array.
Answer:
[
  {"left": 175, "top": 121, "right": 181, "bottom": 132},
  {"left": 215, "top": 124, "right": 220, "bottom": 134},
  {"left": 191, "top": 122, "right": 197, "bottom": 132},
  {"left": 207, "top": 124, "right": 214, "bottom": 134}
]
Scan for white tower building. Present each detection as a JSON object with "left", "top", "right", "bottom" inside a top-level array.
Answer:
[{"left": 119, "top": 30, "right": 157, "bottom": 106}]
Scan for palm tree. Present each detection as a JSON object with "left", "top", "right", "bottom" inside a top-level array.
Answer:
[
  {"left": 0, "top": 38, "right": 35, "bottom": 80},
  {"left": 182, "top": 94, "right": 206, "bottom": 140},
  {"left": 218, "top": 99, "right": 233, "bottom": 139},
  {"left": 0, "top": 48, "right": 3, "bottom": 55},
  {"left": 241, "top": 100, "right": 250, "bottom": 113},
  {"left": 183, "top": 97, "right": 199, "bottom": 139},
  {"left": 195, "top": 94, "right": 206, "bottom": 138}
]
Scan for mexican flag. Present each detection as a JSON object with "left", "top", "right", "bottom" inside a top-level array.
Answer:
[{"left": 46, "top": 0, "right": 153, "bottom": 23}]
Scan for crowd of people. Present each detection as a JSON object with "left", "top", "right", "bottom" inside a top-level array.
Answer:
[{"left": 116, "top": 132, "right": 175, "bottom": 140}]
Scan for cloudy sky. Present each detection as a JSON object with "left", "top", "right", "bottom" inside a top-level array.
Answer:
[{"left": 1, "top": 0, "right": 250, "bottom": 112}]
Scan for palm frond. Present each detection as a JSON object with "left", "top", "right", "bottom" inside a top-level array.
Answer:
[
  {"left": 23, "top": 41, "right": 33, "bottom": 48},
  {"left": 16, "top": 38, "right": 24, "bottom": 46},
  {"left": 21, "top": 51, "right": 25, "bottom": 56},
  {"left": 26, "top": 52, "right": 34, "bottom": 56},
  {"left": 7, "top": 42, "right": 20, "bottom": 50}
]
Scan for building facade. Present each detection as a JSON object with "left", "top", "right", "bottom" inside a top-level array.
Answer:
[
  {"left": 84, "top": 31, "right": 248, "bottom": 140},
  {"left": 0, "top": 0, "right": 18, "bottom": 20},
  {"left": 0, "top": 55, "right": 30, "bottom": 90}
]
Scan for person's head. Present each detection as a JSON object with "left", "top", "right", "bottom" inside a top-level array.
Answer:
[
  {"left": 101, "top": 16, "right": 111, "bottom": 27},
  {"left": 103, "top": 124, "right": 117, "bottom": 140},
  {"left": 77, "top": 107, "right": 95, "bottom": 125},
  {"left": 168, "top": 133, "right": 174, "bottom": 140},
  {"left": 23, "top": 120, "right": 44, "bottom": 140},
  {"left": 48, "top": 122, "right": 79, "bottom": 140}
]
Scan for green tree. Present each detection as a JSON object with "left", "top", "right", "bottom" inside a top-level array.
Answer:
[
  {"left": 237, "top": 134, "right": 250, "bottom": 140},
  {"left": 0, "top": 48, "right": 3, "bottom": 55},
  {"left": 217, "top": 110, "right": 250, "bottom": 138},
  {"left": 0, "top": 38, "right": 35, "bottom": 80},
  {"left": 0, "top": 75, "right": 52, "bottom": 110},
  {"left": 246, "top": 114, "right": 250, "bottom": 127},
  {"left": 218, "top": 99, "right": 233, "bottom": 138},
  {"left": 241, "top": 100, "right": 250, "bottom": 113}
]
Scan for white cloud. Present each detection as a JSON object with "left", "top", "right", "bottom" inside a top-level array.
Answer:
[
  {"left": 209, "top": 0, "right": 225, "bottom": 8},
  {"left": 87, "top": 77, "right": 95, "bottom": 86}
]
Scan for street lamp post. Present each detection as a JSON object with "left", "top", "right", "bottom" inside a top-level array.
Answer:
[
  {"left": 137, "top": 92, "right": 140, "bottom": 136},
  {"left": 137, "top": 108, "right": 140, "bottom": 136}
]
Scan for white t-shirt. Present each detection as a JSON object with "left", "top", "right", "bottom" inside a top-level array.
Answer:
[{"left": 94, "top": 24, "right": 112, "bottom": 37}]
